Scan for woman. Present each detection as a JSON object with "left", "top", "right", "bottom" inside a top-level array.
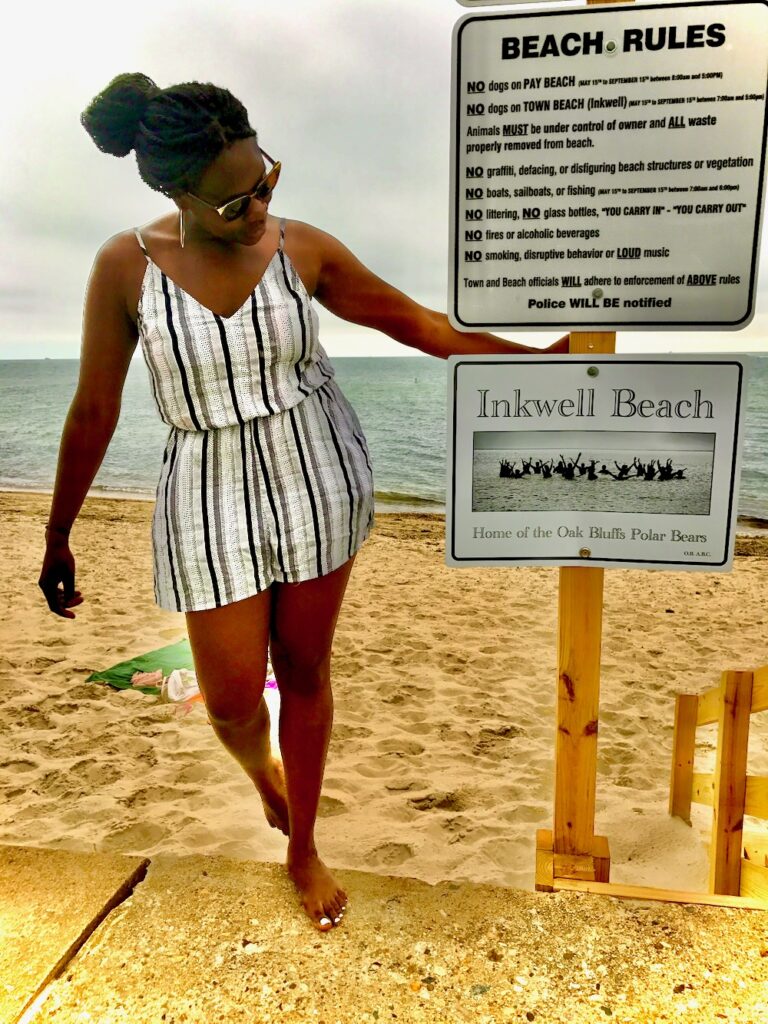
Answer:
[{"left": 38, "top": 74, "right": 568, "bottom": 932}]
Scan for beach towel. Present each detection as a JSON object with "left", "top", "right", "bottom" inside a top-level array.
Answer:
[
  {"left": 86, "top": 639, "right": 280, "bottom": 724},
  {"left": 86, "top": 639, "right": 195, "bottom": 694}
]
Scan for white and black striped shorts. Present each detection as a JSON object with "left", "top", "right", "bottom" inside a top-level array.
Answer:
[{"left": 151, "top": 378, "right": 375, "bottom": 612}]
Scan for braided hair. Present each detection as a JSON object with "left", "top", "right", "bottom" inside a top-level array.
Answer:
[{"left": 80, "top": 73, "right": 257, "bottom": 197}]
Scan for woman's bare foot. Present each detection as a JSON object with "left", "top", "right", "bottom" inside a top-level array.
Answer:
[
  {"left": 254, "top": 756, "right": 290, "bottom": 836},
  {"left": 286, "top": 850, "right": 348, "bottom": 931}
]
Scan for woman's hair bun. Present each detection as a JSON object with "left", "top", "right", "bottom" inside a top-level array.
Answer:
[{"left": 80, "top": 73, "right": 160, "bottom": 157}]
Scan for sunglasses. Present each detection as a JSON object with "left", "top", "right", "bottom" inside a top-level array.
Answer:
[{"left": 187, "top": 149, "right": 281, "bottom": 222}]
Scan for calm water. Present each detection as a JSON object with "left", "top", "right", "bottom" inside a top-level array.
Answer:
[{"left": 0, "top": 356, "right": 766, "bottom": 521}]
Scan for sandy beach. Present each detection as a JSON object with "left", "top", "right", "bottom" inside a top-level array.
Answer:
[{"left": 2, "top": 490, "right": 767, "bottom": 896}]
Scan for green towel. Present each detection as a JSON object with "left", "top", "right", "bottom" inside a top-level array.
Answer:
[{"left": 86, "top": 639, "right": 194, "bottom": 695}]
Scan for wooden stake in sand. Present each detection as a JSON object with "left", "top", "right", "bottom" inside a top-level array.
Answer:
[
  {"left": 534, "top": 0, "right": 632, "bottom": 900},
  {"left": 536, "top": 331, "right": 615, "bottom": 891}
]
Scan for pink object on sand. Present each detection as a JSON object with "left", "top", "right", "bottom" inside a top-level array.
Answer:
[{"left": 131, "top": 669, "right": 164, "bottom": 688}]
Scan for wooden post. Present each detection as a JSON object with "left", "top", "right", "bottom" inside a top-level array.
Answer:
[
  {"left": 553, "top": 331, "right": 615, "bottom": 860},
  {"left": 710, "top": 669, "right": 753, "bottom": 895},
  {"left": 537, "top": 0, "right": 632, "bottom": 890},
  {"left": 669, "top": 693, "right": 699, "bottom": 824}
]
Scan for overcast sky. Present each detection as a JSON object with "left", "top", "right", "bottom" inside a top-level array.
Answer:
[{"left": 1, "top": 0, "right": 766, "bottom": 359}]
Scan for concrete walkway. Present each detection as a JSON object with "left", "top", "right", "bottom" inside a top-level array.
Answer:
[{"left": 2, "top": 844, "right": 766, "bottom": 1024}]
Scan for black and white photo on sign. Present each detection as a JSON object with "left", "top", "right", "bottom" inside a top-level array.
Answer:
[{"left": 472, "top": 430, "right": 715, "bottom": 516}]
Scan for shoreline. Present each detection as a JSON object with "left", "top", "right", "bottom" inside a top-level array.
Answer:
[
  {"left": 0, "top": 484, "right": 446, "bottom": 517},
  {"left": 4, "top": 484, "right": 768, "bottom": 534}
]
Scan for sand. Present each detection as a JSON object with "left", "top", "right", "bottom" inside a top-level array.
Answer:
[{"left": 1, "top": 490, "right": 767, "bottom": 896}]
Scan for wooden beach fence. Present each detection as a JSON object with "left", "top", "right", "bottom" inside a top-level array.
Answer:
[
  {"left": 536, "top": 658, "right": 768, "bottom": 909},
  {"left": 669, "top": 664, "right": 768, "bottom": 903}
]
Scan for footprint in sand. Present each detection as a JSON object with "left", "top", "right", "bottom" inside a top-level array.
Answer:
[
  {"left": 174, "top": 763, "right": 210, "bottom": 785},
  {"left": 408, "top": 790, "right": 468, "bottom": 812},
  {"left": 499, "top": 803, "right": 549, "bottom": 824},
  {"left": 402, "top": 640, "right": 429, "bottom": 652},
  {"left": 0, "top": 758, "right": 38, "bottom": 774},
  {"left": 375, "top": 738, "right": 425, "bottom": 756},
  {"left": 101, "top": 821, "right": 168, "bottom": 849},
  {"left": 332, "top": 724, "right": 373, "bottom": 742},
  {"left": 122, "top": 785, "right": 187, "bottom": 809},
  {"left": 49, "top": 702, "right": 86, "bottom": 716},
  {"left": 9, "top": 705, "right": 53, "bottom": 730},
  {"left": 441, "top": 814, "right": 474, "bottom": 843},
  {"left": 437, "top": 723, "right": 471, "bottom": 744},
  {"left": 72, "top": 759, "right": 122, "bottom": 785},
  {"left": 471, "top": 725, "right": 522, "bottom": 757},
  {"left": 317, "top": 795, "right": 348, "bottom": 817},
  {"left": 397, "top": 720, "right": 432, "bottom": 737},
  {"left": 38, "top": 769, "right": 76, "bottom": 797},
  {"left": 384, "top": 779, "right": 420, "bottom": 792},
  {"left": 69, "top": 684, "right": 110, "bottom": 701},
  {"left": 30, "top": 656, "right": 64, "bottom": 673},
  {"left": 367, "top": 841, "right": 415, "bottom": 867}
]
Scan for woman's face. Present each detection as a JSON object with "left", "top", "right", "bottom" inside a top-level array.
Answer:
[{"left": 181, "top": 137, "right": 272, "bottom": 247}]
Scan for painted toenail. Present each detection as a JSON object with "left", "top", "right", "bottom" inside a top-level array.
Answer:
[{"left": 319, "top": 917, "right": 331, "bottom": 926}]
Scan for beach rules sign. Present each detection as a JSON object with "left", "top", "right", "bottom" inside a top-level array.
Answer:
[
  {"left": 448, "top": 1, "right": 768, "bottom": 331},
  {"left": 446, "top": 355, "right": 748, "bottom": 570}
]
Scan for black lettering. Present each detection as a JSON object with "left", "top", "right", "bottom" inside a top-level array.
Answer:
[
  {"left": 501, "top": 37, "right": 520, "bottom": 60},
  {"left": 707, "top": 23, "right": 726, "bottom": 47},
  {"left": 561, "top": 34, "right": 582, "bottom": 57},
  {"left": 623, "top": 27, "right": 643, "bottom": 52}
]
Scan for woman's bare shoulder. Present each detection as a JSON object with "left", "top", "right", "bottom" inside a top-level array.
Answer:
[
  {"left": 282, "top": 219, "right": 336, "bottom": 295},
  {"left": 97, "top": 216, "right": 175, "bottom": 324},
  {"left": 284, "top": 218, "right": 338, "bottom": 249}
]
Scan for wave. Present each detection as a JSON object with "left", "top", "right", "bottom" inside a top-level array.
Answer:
[
  {"left": 0, "top": 482, "right": 156, "bottom": 502},
  {"left": 374, "top": 489, "right": 444, "bottom": 511},
  {"left": 737, "top": 514, "right": 768, "bottom": 534}
]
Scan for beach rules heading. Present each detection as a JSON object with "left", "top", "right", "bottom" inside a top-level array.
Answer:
[
  {"left": 446, "top": 356, "right": 747, "bottom": 570},
  {"left": 448, "top": 1, "right": 768, "bottom": 330}
]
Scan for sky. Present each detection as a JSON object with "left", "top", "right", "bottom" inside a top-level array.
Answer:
[{"left": 1, "top": 0, "right": 766, "bottom": 359}]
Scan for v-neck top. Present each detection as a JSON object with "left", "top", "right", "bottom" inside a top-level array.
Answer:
[{"left": 134, "top": 217, "right": 335, "bottom": 431}]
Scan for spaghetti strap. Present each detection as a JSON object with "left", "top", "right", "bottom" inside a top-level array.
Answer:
[
  {"left": 278, "top": 217, "right": 286, "bottom": 250},
  {"left": 134, "top": 228, "right": 150, "bottom": 261}
]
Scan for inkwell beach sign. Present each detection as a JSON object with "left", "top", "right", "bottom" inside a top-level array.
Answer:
[
  {"left": 446, "top": 0, "right": 767, "bottom": 904},
  {"left": 448, "top": 354, "right": 746, "bottom": 570}
]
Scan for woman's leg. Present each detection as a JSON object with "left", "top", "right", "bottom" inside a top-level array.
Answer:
[
  {"left": 185, "top": 589, "right": 289, "bottom": 835},
  {"left": 269, "top": 556, "right": 356, "bottom": 931}
]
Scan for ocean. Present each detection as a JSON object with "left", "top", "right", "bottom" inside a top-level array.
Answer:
[{"left": 1, "top": 355, "right": 766, "bottom": 523}]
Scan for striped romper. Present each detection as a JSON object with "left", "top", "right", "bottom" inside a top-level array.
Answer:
[{"left": 134, "top": 218, "right": 375, "bottom": 613}]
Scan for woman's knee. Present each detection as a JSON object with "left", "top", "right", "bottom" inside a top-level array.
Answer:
[
  {"left": 202, "top": 676, "right": 268, "bottom": 727},
  {"left": 185, "top": 591, "right": 271, "bottom": 723}
]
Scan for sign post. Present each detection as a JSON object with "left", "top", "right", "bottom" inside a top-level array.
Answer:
[
  {"left": 551, "top": 0, "right": 624, "bottom": 887},
  {"left": 550, "top": 328, "right": 615, "bottom": 888}
]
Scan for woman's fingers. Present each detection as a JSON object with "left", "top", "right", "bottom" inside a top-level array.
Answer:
[{"left": 39, "top": 560, "right": 82, "bottom": 619}]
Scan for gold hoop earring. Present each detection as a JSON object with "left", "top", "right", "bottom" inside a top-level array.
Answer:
[{"left": 179, "top": 209, "right": 185, "bottom": 249}]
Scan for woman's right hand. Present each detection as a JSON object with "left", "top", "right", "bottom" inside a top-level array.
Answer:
[{"left": 38, "top": 540, "right": 84, "bottom": 619}]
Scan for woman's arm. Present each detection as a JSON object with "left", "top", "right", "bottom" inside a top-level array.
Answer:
[
  {"left": 311, "top": 227, "right": 569, "bottom": 358},
  {"left": 39, "top": 234, "right": 139, "bottom": 617}
]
